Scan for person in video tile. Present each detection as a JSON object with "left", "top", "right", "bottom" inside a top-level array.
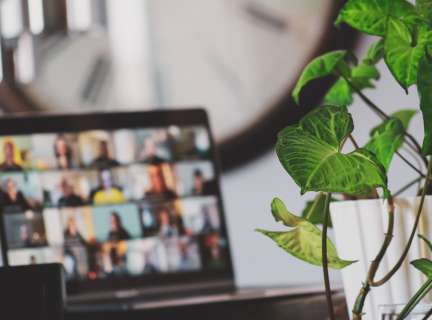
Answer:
[
  {"left": 0, "top": 141, "right": 23, "bottom": 172},
  {"left": 64, "top": 218, "right": 86, "bottom": 246},
  {"left": 145, "top": 165, "right": 176, "bottom": 201},
  {"left": 192, "top": 169, "right": 216, "bottom": 196},
  {"left": 30, "top": 255, "right": 37, "bottom": 265},
  {"left": 93, "top": 170, "right": 126, "bottom": 205},
  {"left": 108, "top": 212, "right": 131, "bottom": 241},
  {"left": 20, "top": 225, "right": 34, "bottom": 248},
  {"left": 92, "top": 141, "right": 119, "bottom": 169},
  {"left": 63, "top": 249, "right": 80, "bottom": 280},
  {"left": 157, "top": 207, "right": 178, "bottom": 237},
  {"left": 54, "top": 136, "right": 73, "bottom": 169},
  {"left": 143, "top": 251, "right": 159, "bottom": 273},
  {"left": 3, "top": 179, "right": 31, "bottom": 211},
  {"left": 140, "top": 138, "right": 165, "bottom": 165},
  {"left": 58, "top": 178, "right": 85, "bottom": 208}
]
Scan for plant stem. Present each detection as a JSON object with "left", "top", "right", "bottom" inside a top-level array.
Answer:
[
  {"left": 348, "top": 134, "right": 359, "bottom": 149},
  {"left": 393, "top": 176, "right": 423, "bottom": 198},
  {"left": 336, "top": 69, "right": 429, "bottom": 168},
  {"left": 396, "top": 277, "right": 432, "bottom": 320},
  {"left": 369, "top": 159, "right": 432, "bottom": 287},
  {"left": 400, "top": 281, "right": 432, "bottom": 320},
  {"left": 422, "top": 307, "right": 432, "bottom": 320},
  {"left": 306, "top": 191, "right": 323, "bottom": 220},
  {"left": 396, "top": 150, "right": 426, "bottom": 177},
  {"left": 352, "top": 195, "right": 394, "bottom": 319},
  {"left": 323, "top": 192, "right": 335, "bottom": 320}
]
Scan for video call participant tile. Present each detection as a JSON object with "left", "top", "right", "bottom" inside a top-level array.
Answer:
[
  {"left": 139, "top": 200, "right": 185, "bottom": 237},
  {"left": 162, "top": 236, "right": 201, "bottom": 272},
  {"left": 0, "top": 172, "right": 43, "bottom": 213},
  {"left": 175, "top": 161, "right": 216, "bottom": 197},
  {"left": 3, "top": 211, "right": 47, "bottom": 249},
  {"left": 129, "top": 163, "right": 178, "bottom": 202},
  {"left": 199, "top": 234, "right": 228, "bottom": 270},
  {"left": 134, "top": 128, "right": 174, "bottom": 164},
  {"left": 172, "top": 126, "right": 211, "bottom": 161},
  {"left": 32, "top": 133, "right": 82, "bottom": 170},
  {"left": 92, "top": 203, "right": 142, "bottom": 243},
  {"left": 0, "top": 136, "right": 32, "bottom": 171},
  {"left": 78, "top": 131, "right": 120, "bottom": 169},
  {"left": 181, "top": 196, "right": 221, "bottom": 235},
  {"left": 126, "top": 238, "right": 169, "bottom": 275},
  {"left": 7, "top": 246, "right": 63, "bottom": 266}
]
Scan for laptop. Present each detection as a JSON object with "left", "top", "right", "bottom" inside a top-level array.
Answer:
[{"left": 0, "top": 109, "right": 336, "bottom": 312}]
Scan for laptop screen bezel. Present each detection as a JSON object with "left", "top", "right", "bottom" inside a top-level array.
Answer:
[{"left": 0, "top": 108, "right": 235, "bottom": 295}]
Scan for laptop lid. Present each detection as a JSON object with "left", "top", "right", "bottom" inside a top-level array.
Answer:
[{"left": 0, "top": 109, "right": 234, "bottom": 300}]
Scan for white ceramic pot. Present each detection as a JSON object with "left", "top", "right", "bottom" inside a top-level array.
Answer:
[{"left": 330, "top": 196, "right": 432, "bottom": 320}]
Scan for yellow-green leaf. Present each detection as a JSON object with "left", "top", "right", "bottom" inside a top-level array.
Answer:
[{"left": 256, "top": 198, "right": 356, "bottom": 269}]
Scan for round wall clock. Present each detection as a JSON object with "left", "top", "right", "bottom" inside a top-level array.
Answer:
[{"left": 0, "top": 0, "right": 356, "bottom": 170}]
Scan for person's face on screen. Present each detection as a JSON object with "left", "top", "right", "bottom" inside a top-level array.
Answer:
[
  {"left": 56, "top": 139, "right": 68, "bottom": 156},
  {"left": 194, "top": 174, "right": 204, "bottom": 193},
  {"left": 60, "top": 178, "right": 71, "bottom": 197},
  {"left": 101, "top": 170, "right": 113, "bottom": 190},
  {"left": 4, "top": 142, "right": 14, "bottom": 164},
  {"left": 110, "top": 214, "right": 120, "bottom": 232},
  {"left": 20, "top": 225, "right": 30, "bottom": 242},
  {"left": 99, "top": 141, "right": 108, "bottom": 159},
  {"left": 68, "top": 219, "right": 77, "bottom": 236},
  {"left": 157, "top": 209, "right": 170, "bottom": 226},
  {"left": 30, "top": 256, "right": 36, "bottom": 264},
  {"left": 6, "top": 179, "right": 18, "bottom": 200},
  {"left": 149, "top": 166, "right": 166, "bottom": 193},
  {"left": 144, "top": 138, "right": 156, "bottom": 157},
  {"left": 210, "top": 245, "right": 220, "bottom": 260}
]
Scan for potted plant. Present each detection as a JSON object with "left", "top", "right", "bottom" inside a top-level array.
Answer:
[{"left": 256, "top": 0, "right": 432, "bottom": 319}]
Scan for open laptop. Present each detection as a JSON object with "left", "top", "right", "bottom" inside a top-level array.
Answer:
[{"left": 0, "top": 109, "right": 337, "bottom": 312}]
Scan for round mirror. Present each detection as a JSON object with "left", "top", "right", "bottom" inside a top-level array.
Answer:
[{"left": 0, "top": 0, "right": 356, "bottom": 169}]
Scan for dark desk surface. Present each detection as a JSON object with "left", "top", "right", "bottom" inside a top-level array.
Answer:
[{"left": 66, "top": 292, "right": 348, "bottom": 320}]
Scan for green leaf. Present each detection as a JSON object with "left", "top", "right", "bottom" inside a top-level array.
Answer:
[
  {"left": 364, "top": 118, "right": 405, "bottom": 171},
  {"left": 418, "top": 234, "right": 432, "bottom": 252},
  {"left": 293, "top": 51, "right": 356, "bottom": 104},
  {"left": 363, "top": 38, "right": 385, "bottom": 65},
  {"left": 255, "top": 198, "right": 356, "bottom": 269},
  {"left": 324, "top": 78, "right": 353, "bottom": 106},
  {"left": 415, "top": 0, "right": 432, "bottom": 26},
  {"left": 417, "top": 54, "right": 432, "bottom": 156},
  {"left": 335, "top": 0, "right": 417, "bottom": 36},
  {"left": 390, "top": 109, "right": 418, "bottom": 131},
  {"left": 324, "top": 77, "right": 375, "bottom": 106},
  {"left": 301, "top": 194, "right": 338, "bottom": 227},
  {"left": 384, "top": 17, "right": 429, "bottom": 92},
  {"left": 276, "top": 105, "right": 390, "bottom": 198},
  {"left": 351, "top": 64, "right": 380, "bottom": 80},
  {"left": 370, "top": 109, "right": 418, "bottom": 137},
  {"left": 411, "top": 258, "right": 432, "bottom": 278}
]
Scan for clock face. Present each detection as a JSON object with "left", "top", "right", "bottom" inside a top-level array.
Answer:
[{"left": 1, "top": 0, "right": 352, "bottom": 169}]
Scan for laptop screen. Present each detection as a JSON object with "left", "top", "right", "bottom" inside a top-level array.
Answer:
[{"left": 0, "top": 110, "right": 233, "bottom": 295}]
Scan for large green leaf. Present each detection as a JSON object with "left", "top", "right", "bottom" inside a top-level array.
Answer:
[
  {"left": 384, "top": 17, "right": 429, "bottom": 92},
  {"left": 335, "top": 0, "right": 417, "bottom": 36},
  {"left": 255, "top": 198, "right": 356, "bottom": 269},
  {"left": 417, "top": 54, "right": 432, "bottom": 156},
  {"left": 363, "top": 38, "right": 385, "bottom": 65},
  {"left": 364, "top": 118, "right": 405, "bottom": 172},
  {"left": 276, "top": 105, "right": 389, "bottom": 198},
  {"left": 292, "top": 51, "right": 356, "bottom": 104},
  {"left": 301, "top": 194, "right": 338, "bottom": 227},
  {"left": 324, "top": 77, "right": 375, "bottom": 106},
  {"left": 411, "top": 258, "right": 432, "bottom": 278},
  {"left": 416, "top": 0, "right": 432, "bottom": 26}
]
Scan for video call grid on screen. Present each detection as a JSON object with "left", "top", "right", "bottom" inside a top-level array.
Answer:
[{"left": 0, "top": 110, "right": 232, "bottom": 293}]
